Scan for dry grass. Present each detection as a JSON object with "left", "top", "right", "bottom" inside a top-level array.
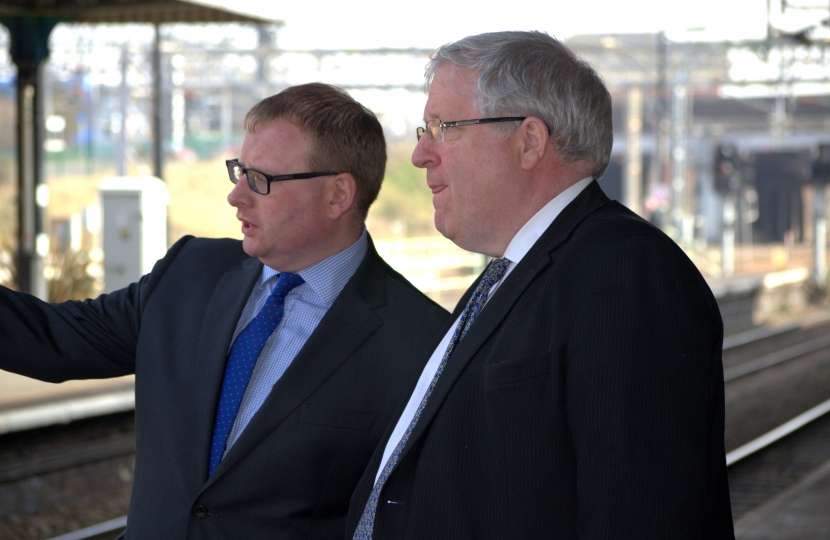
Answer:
[
  {"left": 0, "top": 182, "right": 15, "bottom": 289},
  {"left": 164, "top": 160, "right": 243, "bottom": 241},
  {"left": 368, "top": 142, "right": 436, "bottom": 238},
  {"left": 45, "top": 159, "right": 243, "bottom": 243},
  {"left": 43, "top": 144, "right": 438, "bottom": 245},
  {"left": 46, "top": 175, "right": 103, "bottom": 221},
  {"left": 6, "top": 140, "right": 436, "bottom": 270}
]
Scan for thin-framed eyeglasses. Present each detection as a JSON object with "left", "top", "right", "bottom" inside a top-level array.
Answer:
[
  {"left": 226, "top": 159, "right": 342, "bottom": 195},
  {"left": 416, "top": 117, "right": 527, "bottom": 144}
]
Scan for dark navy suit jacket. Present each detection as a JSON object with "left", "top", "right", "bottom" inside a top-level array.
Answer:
[
  {"left": 0, "top": 235, "right": 448, "bottom": 539},
  {"left": 347, "top": 182, "right": 734, "bottom": 539}
]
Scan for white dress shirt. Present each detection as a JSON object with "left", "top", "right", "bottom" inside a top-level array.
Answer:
[{"left": 375, "top": 177, "right": 593, "bottom": 482}]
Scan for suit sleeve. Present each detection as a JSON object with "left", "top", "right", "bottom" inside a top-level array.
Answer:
[
  {"left": 0, "top": 235, "right": 193, "bottom": 382},
  {"left": 566, "top": 234, "right": 727, "bottom": 538}
]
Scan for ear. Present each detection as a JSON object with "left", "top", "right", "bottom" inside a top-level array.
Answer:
[
  {"left": 516, "top": 116, "right": 550, "bottom": 171},
  {"left": 326, "top": 172, "right": 358, "bottom": 220}
]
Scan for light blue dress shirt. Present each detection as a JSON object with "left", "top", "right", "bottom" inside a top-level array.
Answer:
[{"left": 224, "top": 229, "right": 368, "bottom": 451}]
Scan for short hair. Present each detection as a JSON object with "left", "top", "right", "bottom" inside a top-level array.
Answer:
[
  {"left": 244, "top": 83, "right": 386, "bottom": 218},
  {"left": 426, "top": 31, "right": 613, "bottom": 178}
]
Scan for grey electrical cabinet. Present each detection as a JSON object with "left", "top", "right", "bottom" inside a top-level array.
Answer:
[{"left": 100, "top": 177, "right": 169, "bottom": 293}]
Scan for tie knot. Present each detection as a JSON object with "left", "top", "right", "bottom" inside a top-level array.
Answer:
[
  {"left": 456, "top": 257, "right": 511, "bottom": 341},
  {"left": 272, "top": 272, "right": 305, "bottom": 299},
  {"left": 483, "top": 257, "right": 511, "bottom": 285}
]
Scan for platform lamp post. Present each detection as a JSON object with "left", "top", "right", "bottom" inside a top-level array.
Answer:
[
  {"left": 714, "top": 142, "right": 742, "bottom": 277},
  {"left": 811, "top": 144, "right": 830, "bottom": 288},
  {"left": 624, "top": 86, "right": 644, "bottom": 216},
  {"left": 0, "top": 16, "right": 58, "bottom": 298}
]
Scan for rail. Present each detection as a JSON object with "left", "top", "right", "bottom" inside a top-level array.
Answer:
[
  {"left": 47, "top": 516, "right": 127, "bottom": 540},
  {"left": 726, "top": 396, "right": 830, "bottom": 467}
]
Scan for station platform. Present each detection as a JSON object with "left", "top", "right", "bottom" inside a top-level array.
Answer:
[
  {"left": 736, "top": 456, "right": 830, "bottom": 539},
  {"left": 707, "top": 267, "right": 821, "bottom": 337},
  {"left": 0, "top": 372, "right": 134, "bottom": 435}
]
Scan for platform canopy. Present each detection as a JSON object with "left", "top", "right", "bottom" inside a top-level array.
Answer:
[
  {"left": 0, "top": 0, "right": 269, "bottom": 24},
  {"left": 0, "top": 0, "right": 277, "bottom": 297}
]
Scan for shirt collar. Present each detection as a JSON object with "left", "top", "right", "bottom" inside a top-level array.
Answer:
[
  {"left": 502, "top": 176, "right": 593, "bottom": 265},
  {"left": 259, "top": 228, "right": 368, "bottom": 308}
]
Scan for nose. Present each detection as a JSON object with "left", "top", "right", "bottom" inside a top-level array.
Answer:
[
  {"left": 227, "top": 174, "right": 251, "bottom": 207},
  {"left": 411, "top": 134, "right": 436, "bottom": 169}
]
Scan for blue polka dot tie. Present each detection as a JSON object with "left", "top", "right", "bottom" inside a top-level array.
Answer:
[
  {"left": 208, "top": 272, "right": 305, "bottom": 477},
  {"left": 353, "top": 257, "right": 511, "bottom": 539}
]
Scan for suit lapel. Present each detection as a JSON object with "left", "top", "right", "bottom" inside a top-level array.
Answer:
[
  {"left": 395, "top": 181, "right": 610, "bottom": 464},
  {"left": 192, "top": 256, "right": 262, "bottom": 481},
  {"left": 203, "top": 244, "right": 386, "bottom": 485}
]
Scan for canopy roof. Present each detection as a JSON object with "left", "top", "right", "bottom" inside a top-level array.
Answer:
[
  {"left": 0, "top": 0, "right": 278, "bottom": 297},
  {"left": 0, "top": 0, "right": 274, "bottom": 24}
]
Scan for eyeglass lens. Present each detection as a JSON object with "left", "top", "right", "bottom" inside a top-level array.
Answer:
[
  {"left": 227, "top": 161, "right": 268, "bottom": 194},
  {"left": 416, "top": 120, "right": 442, "bottom": 143}
]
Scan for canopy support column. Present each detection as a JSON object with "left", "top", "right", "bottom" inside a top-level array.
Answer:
[{"left": 1, "top": 17, "right": 58, "bottom": 297}]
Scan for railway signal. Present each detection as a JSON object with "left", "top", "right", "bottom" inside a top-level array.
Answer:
[
  {"left": 812, "top": 144, "right": 830, "bottom": 185},
  {"left": 714, "top": 143, "right": 742, "bottom": 194}
]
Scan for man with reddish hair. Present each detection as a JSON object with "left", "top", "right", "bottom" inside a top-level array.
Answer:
[{"left": 0, "top": 83, "right": 447, "bottom": 539}]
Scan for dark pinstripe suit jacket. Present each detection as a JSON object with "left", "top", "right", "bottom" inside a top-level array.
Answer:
[
  {"left": 0, "top": 235, "right": 448, "bottom": 539},
  {"left": 347, "top": 181, "right": 735, "bottom": 539}
]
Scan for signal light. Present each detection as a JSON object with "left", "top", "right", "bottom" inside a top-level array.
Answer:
[
  {"left": 813, "top": 144, "right": 830, "bottom": 185},
  {"left": 714, "top": 143, "right": 740, "bottom": 194}
]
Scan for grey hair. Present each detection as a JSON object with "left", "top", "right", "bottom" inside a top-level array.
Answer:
[{"left": 426, "top": 31, "right": 613, "bottom": 178}]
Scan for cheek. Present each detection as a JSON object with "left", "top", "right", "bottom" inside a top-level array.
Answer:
[
  {"left": 268, "top": 186, "right": 327, "bottom": 229},
  {"left": 255, "top": 199, "right": 292, "bottom": 234},
  {"left": 449, "top": 179, "right": 475, "bottom": 212}
]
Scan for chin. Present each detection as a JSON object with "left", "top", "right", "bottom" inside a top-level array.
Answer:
[
  {"left": 241, "top": 238, "right": 262, "bottom": 259},
  {"left": 434, "top": 213, "right": 450, "bottom": 237},
  {"left": 441, "top": 228, "right": 482, "bottom": 255},
  {"left": 435, "top": 222, "right": 461, "bottom": 247}
]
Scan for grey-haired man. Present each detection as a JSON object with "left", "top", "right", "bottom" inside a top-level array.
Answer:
[{"left": 347, "top": 31, "right": 734, "bottom": 540}]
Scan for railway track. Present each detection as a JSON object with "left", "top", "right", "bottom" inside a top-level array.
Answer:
[
  {"left": 722, "top": 309, "right": 830, "bottom": 381},
  {"left": 47, "top": 517, "right": 127, "bottom": 540},
  {"left": 722, "top": 309, "right": 830, "bottom": 452},
  {"left": 727, "top": 397, "right": 830, "bottom": 533},
  {"left": 0, "top": 412, "right": 135, "bottom": 540},
  {"left": 3, "top": 310, "right": 830, "bottom": 539},
  {"left": 720, "top": 310, "right": 830, "bottom": 534}
]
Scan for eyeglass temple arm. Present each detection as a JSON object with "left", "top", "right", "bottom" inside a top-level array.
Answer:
[{"left": 447, "top": 117, "right": 527, "bottom": 128}]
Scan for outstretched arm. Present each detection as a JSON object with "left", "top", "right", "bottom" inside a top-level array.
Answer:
[{"left": 0, "top": 235, "right": 193, "bottom": 382}]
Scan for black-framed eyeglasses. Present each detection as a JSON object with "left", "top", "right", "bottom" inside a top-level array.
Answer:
[
  {"left": 416, "top": 117, "right": 527, "bottom": 144},
  {"left": 226, "top": 159, "right": 342, "bottom": 195}
]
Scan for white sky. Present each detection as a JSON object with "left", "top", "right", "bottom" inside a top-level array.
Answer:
[{"left": 193, "top": 0, "right": 794, "bottom": 50}]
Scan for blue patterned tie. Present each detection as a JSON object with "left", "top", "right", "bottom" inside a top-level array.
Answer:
[
  {"left": 208, "top": 272, "right": 305, "bottom": 477},
  {"left": 353, "top": 258, "right": 511, "bottom": 539}
]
